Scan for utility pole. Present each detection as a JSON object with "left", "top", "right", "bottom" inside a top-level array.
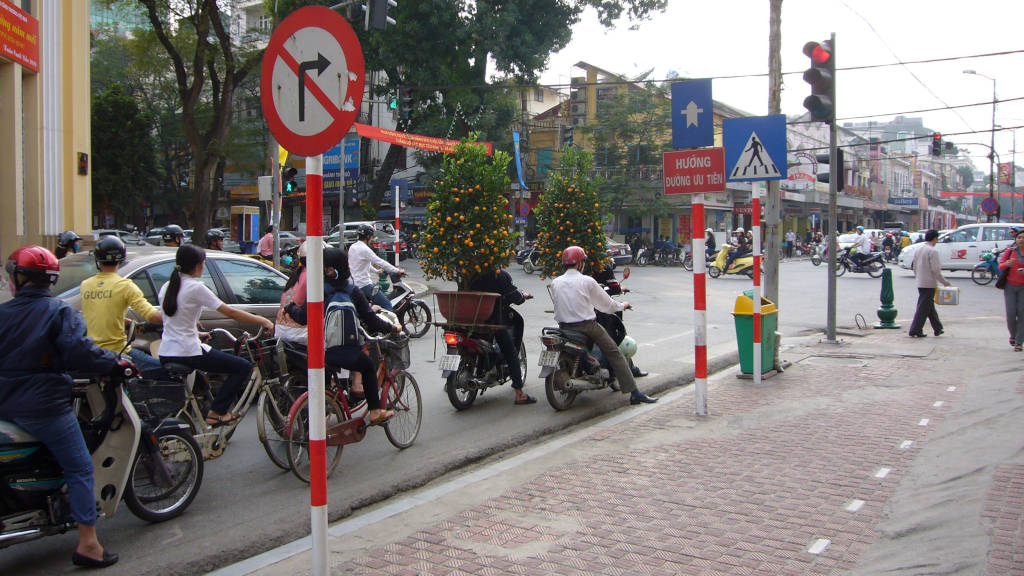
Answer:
[
  {"left": 825, "top": 33, "right": 838, "bottom": 343},
  {"left": 765, "top": 0, "right": 783, "bottom": 305}
]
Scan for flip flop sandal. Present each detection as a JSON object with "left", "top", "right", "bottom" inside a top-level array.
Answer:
[
  {"left": 368, "top": 410, "right": 395, "bottom": 425},
  {"left": 514, "top": 394, "right": 537, "bottom": 405},
  {"left": 205, "top": 413, "right": 241, "bottom": 427}
]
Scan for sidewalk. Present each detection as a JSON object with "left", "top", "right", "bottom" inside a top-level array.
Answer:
[{"left": 215, "top": 323, "right": 1024, "bottom": 576}]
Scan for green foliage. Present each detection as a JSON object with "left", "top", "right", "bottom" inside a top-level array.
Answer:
[
  {"left": 957, "top": 165, "right": 975, "bottom": 189},
  {"left": 533, "top": 147, "right": 610, "bottom": 278},
  {"left": 418, "top": 138, "right": 514, "bottom": 289}
]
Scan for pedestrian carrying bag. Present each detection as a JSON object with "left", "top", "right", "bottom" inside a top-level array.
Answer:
[
  {"left": 324, "top": 285, "right": 363, "bottom": 348},
  {"left": 996, "top": 267, "right": 1010, "bottom": 289},
  {"left": 934, "top": 286, "right": 960, "bottom": 306}
]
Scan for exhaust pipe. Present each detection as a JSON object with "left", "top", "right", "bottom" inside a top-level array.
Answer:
[
  {"left": 565, "top": 379, "right": 606, "bottom": 391},
  {"left": 0, "top": 528, "right": 45, "bottom": 546}
]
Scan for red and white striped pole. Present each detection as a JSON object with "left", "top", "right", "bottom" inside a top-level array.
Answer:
[
  {"left": 752, "top": 183, "right": 763, "bottom": 386},
  {"left": 692, "top": 194, "right": 708, "bottom": 416},
  {"left": 393, "top": 184, "right": 401, "bottom": 267},
  {"left": 305, "top": 154, "right": 329, "bottom": 576}
]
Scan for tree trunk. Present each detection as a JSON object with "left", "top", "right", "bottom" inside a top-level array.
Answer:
[{"left": 369, "top": 142, "right": 406, "bottom": 213}]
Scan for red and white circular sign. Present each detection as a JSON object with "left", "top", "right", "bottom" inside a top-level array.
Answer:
[{"left": 260, "top": 6, "right": 364, "bottom": 157}]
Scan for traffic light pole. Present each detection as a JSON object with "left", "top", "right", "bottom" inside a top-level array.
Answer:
[{"left": 825, "top": 33, "right": 839, "bottom": 344}]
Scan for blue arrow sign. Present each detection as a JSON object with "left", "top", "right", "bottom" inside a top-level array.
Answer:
[
  {"left": 671, "top": 79, "right": 713, "bottom": 149},
  {"left": 723, "top": 114, "right": 788, "bottom": 182}
]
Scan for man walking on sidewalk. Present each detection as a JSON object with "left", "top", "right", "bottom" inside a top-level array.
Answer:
[{"left": 909, "top": 229, "right": 951, "bottom": 337}]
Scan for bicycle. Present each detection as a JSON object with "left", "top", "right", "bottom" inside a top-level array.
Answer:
[
  {"left": 160, "top": 328, "right": 302, "bottom": 470},
  {"left": 285, "top": 329, "right": 422, "bottom": 483}
]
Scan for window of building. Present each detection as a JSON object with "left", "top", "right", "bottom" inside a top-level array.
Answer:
[
  {"left": 258, "top": 14, "right": 272, "bottom": 32},
  {"left": 534, "top": 89, "right": 544, "bottom": 102}
]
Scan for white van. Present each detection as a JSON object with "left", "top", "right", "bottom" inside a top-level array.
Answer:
[{"left": 898, "top": 223, "right": 1021, "bottom": 271}]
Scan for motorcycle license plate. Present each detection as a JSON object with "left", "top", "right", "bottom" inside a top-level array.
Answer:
[
  {"left": 539, "top": 350, "right": 559, "bottom": 367},
  {"left": 439, "top": 354, "right": 461, "bottom": 371}
]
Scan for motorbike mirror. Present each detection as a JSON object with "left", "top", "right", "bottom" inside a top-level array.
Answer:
[{"left": 622, "top": 267, "right": 630, "bottom": 280}]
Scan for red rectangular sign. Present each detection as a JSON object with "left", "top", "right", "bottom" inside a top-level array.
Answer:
[
  {"left": 663, "top": 148, "right": 725, "bottom": 195},
  {"left": 0, "top": 1, "right": 38, "bottom": 72}
]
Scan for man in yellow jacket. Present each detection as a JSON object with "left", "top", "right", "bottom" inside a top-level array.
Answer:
[{"left": 80, "top": 236, "right": 167, "bottom": 379}]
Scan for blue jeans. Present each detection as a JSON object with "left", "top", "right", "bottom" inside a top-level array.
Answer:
[
  {"left": 161, "top": 348, "right": 253, "bottom": 415},
  {"left": 128, "top": 348, "right": 170, "bottom": 381},
  {"left": 359, "top": 283, "right": 394, "bottom": 311},
  {"left": 14, "top": 412, "right": 96, "bottom": 525}
]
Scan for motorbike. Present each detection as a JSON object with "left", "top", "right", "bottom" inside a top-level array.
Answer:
[
  {"left": 835, "top": 248, "right": 886, "bottom": 277},
  {"left": 440, "top": 298, "right": 531, "bottom": 410},
  {"left": 972, "top": 248, "right": 1003, "bottom": 286},
  {"left": 709, "top": 244, "right": 757, "bottom": 278},
  {"left": 810, "top": 243, "right": 826, "bottom": 266},
  {"left": 384, "top": 271, "right": 432, "bottom": 338},
  {"left": 518, "top": 246, "right": 541, "bottom": 274},
  {"left": 0, "top": 358, "right": 204, "bottom": 549}
]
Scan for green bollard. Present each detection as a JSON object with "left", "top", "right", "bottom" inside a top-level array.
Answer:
[{"left": 874, "top": 267, "right": 900, "bottom": 329}]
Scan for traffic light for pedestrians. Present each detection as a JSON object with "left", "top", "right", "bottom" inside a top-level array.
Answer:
[
  {"left": 368, "top": 0, "right": 397, "bottom": 30},
  {"left": 802, "top": 39, "right": 835, "bottom": 123},
  {"left": 559, "top": 125, "right": 574, "bottom": 148},
  {"left": 282, "top": 166, "right": 298, "bottom": 194},
  {"left": 815, "top": 147, "right": 845, "bottom": 192},
  {"left": 931, "top": 132, "right": 942, "bottom": 156}
]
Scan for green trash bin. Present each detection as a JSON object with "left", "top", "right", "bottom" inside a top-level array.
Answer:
[{"left": 732, "top": 289, "right": 778, "bottom": 374}]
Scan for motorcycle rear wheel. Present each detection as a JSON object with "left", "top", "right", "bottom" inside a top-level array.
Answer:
[
  {"left": 811, "top": 254, "right": 822, "bottom": 266},
  {"left": 446, "top": 364, "right": 477, "bottom": 410},
  {"left": 400, "top": 300, "right": 432, "bottom": 338},
  {"left": 123, "top": 428, "right": 203, "bottom": 523},
  {"left": 682, "top": 254, "right": 693, "bottom": 271},
  {"left": 707, "top": 265, "right": 722, "bottom": 278},
  {"left": 523, "top": 259, "right": 535, "bottom": 274},
  {"left": 835, "top": 262, "right": 847, "bottom": 277},
  {"left": 545, "top": 355, "right": 578, "bottom": 411},
  {"left": 867, "top": 261, "right": 885, "bottom": 278},
  {"left": 972, "top": 265, "right": 994, "bottom": 285}
]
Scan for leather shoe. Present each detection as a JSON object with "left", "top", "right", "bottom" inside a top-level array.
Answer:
[
  {"left": 72, "top": 550, "right": 119, "bottom": 568},
  {"left": 629, "top": 390, "right": 658, "bottom": 405},
  {"left": 934, "top": 329, "right": 944, "bottom": 336},
  {"left": 631, "top": 366, "right": 648, "bottom": 378},
  {"left": 908, "top": 332, "right": 927, "bottom": 338}
]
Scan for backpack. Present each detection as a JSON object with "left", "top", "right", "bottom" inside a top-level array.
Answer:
[{"left": 324, "top": 284, "right": 363, "bottom": 348}]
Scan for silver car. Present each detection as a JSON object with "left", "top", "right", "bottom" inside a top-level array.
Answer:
[{"left": 53, "top": 245, "right": 289, "bottom": 337}]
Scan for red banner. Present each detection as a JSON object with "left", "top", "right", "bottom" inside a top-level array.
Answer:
[
  {"left": 999, "top": 162, "right": 1014, "bottom": 185},
  {"left": 354, "top": 123, "right": 492, "bottom": 155},
  {"left": 663, "top": 148, "right": 725, "bottom": 195},
  {"left": 0, "top": 0, "right": 38, "bottom": 72}
]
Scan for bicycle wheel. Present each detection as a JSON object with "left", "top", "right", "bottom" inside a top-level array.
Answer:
[
  {"left": 256, "top": 377, "right": 302, "bottom": 470},
  {"left": 400, "top": 300, "right": 432, "bottom": 338},
  {"left": 123, "top": 428, "right": 203, "bottom": 523},
  {"left": 385, "top": 370, "right": 422, "bottom": 449},
  {"left": 286, "top": 394, "right": 346, "bottom": 483},
  {"left": 972, "top": 265, "right": 994, "bottom": 285}
]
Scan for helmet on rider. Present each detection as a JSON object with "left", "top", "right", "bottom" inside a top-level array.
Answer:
[
  {"left": 162, "top": 224, "right": 185, "bottom": 245},
  {"left": 735, "top": 227, "right": 745, "bottom": 234},
  {"left": 356, "top": 224, "right": 375, "bottom": 240},
  {"left": 57, "top": 231, "right": 82, "bottom": 253},
  {"left": 561, "top": 245, "right": 587, "bottom": 267},
  {"left": 705, "top": 228, "right": 714, "bottom": 233},
  {"left": 323, "top": 247, "right": 350, "bottom": 281},
  {"left": 94, "top": 236, "right": 127, "bottom": 269},
  {"left": 205, "top": 228, "right": 225, "bottom": 243},
  {"left": 5, "top": 246, "right": 60, "bottom": 289},
  {"left": 618, "top": 336, "right": 638, "bottom": 358},
  {"left": 856, "top": 226, "right": 865, "bottom": 233}
]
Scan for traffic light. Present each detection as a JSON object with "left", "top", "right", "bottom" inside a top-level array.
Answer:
[
  {"left": 559, "top": 125, "right": 574, "bottom": 148},
  {"left": 814, "top": 147, "right": 845, "bottom": 192},
  {"left": 282, "top": 165, "right": 298, "bottom": 194},
  {"left": 931, "top": 132, "right": 942, "bottom": 156},
  {"left": 802, "top": 39, "right": 835, "bottom": 123},
  {"left": 368, "top": 0, "right": 396, "bottom": 30},
  {"left": 388, "top": 94, "right": 399, "bottom": 111},
  {"left": 398, "top": 87, "right": 412, "bottom": 119}
]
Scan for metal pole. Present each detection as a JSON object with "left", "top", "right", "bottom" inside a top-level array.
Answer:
[
  {"left": 692, "top": 194, "right": 707, "bottom": 416},
  {"left": 394, "top": 184, "right": 400, "bottom": 267},
  {"left": 825, "top": 32, "right": 839, "bottom": 343},
  {"left": 752, "top": 185, "right": 762, "bottom": 384},
  {"left": 990, "top": 77, "right": 997, "bottom": 222}
]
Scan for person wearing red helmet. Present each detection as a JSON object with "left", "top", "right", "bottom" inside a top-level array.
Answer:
[
  {"left": 549, "top": 246, "right": 657, "bottom": 405},
  {"left": 1, "top": 246, "right": 131, "bottom": 568}
]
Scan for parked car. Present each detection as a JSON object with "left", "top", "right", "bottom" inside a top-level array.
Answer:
[
  {"left": 605, "top": 236, "right": 632, "bottom": 267},
  {"left": 898, "top": 223, "right": 1022, "bottom": 271},
  {"left": 92, "top": 229, "right": 145, "bottom": 245},
  {"left": 53, "top": 245, "right": 288, "bottom": 339}
]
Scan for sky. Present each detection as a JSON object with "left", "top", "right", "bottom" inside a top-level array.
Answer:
[{"left": 538, "top": 0, "right": 1024, "bottom": 174}]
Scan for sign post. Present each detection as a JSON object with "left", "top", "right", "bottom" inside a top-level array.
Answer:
[{"left": 260, "top": 7, "right": 364, "bottom": 575}]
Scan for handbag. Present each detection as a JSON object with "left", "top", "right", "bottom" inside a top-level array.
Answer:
[{"left": 996, "top": 267, "right": 1010, "bottom": 289}]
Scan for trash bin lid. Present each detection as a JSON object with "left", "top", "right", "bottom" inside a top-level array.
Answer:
[{"left": 733, "top": 289, "right": 778, "bottom": 315}]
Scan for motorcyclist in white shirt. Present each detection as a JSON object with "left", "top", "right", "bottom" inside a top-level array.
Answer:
[
  {"left": 348, "top": 224, "right": 404, "bottom": 311},
  {"left": 850, "top": 226, "right": 872, "bottom": 267}
]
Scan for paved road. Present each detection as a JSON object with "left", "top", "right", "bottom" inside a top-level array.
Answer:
[{"left": 1, "top": 258, "right": 1003, "bottom": 575}]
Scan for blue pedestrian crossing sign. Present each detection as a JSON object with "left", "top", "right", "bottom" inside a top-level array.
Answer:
[
  {"left": 723, "top": 114, "right": 788, "bottom": 182},
  {"left": 671, "top": 79, "right": 714, "bottom": 149}
]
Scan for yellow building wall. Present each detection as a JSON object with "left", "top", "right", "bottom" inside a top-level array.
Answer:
[{"left": 62, "top": 0, "right": 91, "bottom": 238}]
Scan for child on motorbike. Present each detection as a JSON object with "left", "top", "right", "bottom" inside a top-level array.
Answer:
[
  {"left": 467, "top": 268, "right": 535, "bottom": 404},
  {"left": 157, "top": 245, "right": 274, "bottom": 427},
  {"left": 1, "top": 246, "right": 133, "bottom": 568}
]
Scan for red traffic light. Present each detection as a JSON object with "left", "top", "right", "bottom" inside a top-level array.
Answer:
[{"left": 803, "top": 41, "right": 832, "bottom": 65}]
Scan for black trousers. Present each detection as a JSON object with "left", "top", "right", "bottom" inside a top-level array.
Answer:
[
  {"left": 909, "top": 287, "right": 942, "bottom": 335},
  {"left": 325, "top": 346, "right": 381, "bottom": 410}
]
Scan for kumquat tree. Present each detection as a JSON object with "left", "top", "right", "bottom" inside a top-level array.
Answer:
[
  {"left": 534, "top": 146, "right": 611, "bottom": 278},
  {"left": 417, "top": 138, "right": 515, "bottom": 289}
]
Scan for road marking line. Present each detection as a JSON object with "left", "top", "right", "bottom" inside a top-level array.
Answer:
[
  {"left": 808, "top": 538, "right": 831, "bottom": 554},
  {"left": 933, "top": 401, "right": 944, "bottom": 407},
  {"left": 899, "top": 440, "right": 913, "bottom": 450},
  {"left": 874, "top": 467, "right": 891, "bottom": 478},
  {"left": 919, "top": 418, "right": 930, "bottom": 426},
  {"left": 947, "top": 386, "right": 957, "bottom": 392},
  {"left": 844, "top": 499, "right": 865, "bottom": 512}
]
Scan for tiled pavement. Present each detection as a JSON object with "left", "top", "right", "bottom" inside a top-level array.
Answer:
[{"left": 235, "top": 332, "right": 1024, "bottom": 576}]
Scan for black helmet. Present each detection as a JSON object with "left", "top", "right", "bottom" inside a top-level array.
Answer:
[
  {"left": 323, "top": 247, "right": 350, "bottom": 280},
  {"left": 94, "top": 236, "right": 127, "bottom": 268},
  {"left": 162, "top": 224, "right": 185, "bottom": 243},
  {"left": 206, "top": 228, "right": 225, "bottom": 244},
  {"left": 57, "top": 231, "right": 82, "bottom": 251},
  {"left": 356, "top": 224, "right": 375, "bottom": 239}
]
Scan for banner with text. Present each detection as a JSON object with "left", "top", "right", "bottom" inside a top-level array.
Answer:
[
  {"left": 663, "top": 148, "right": 725, "bottom": 194},
  {"left": 354, "top": 123, "right": 492, "bottom": 156}
]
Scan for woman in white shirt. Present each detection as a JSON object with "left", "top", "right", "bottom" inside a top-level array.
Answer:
[{"left": 158, "top": 246, "right": 274, "bottom": 426}]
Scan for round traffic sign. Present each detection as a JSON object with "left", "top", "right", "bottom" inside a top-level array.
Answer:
[
  {"left": 981, "top": 196, "right": 999, "bottom": 214},
  {"left": 520, "top": 203, "right": 531, "bottom": 217},
  {"left": 260, "top": 6, "right": 364, "bottom": 157}
]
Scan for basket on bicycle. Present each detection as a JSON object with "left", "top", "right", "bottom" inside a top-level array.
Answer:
[
  {"left": 381, "top": 334, "right": 411, "bottom": 370},
  {"left": 237, "top": 336, "right": 286, "bottom": 379},
  {"left": 125, "top": 379, "right": 186, "bottom": 422}
]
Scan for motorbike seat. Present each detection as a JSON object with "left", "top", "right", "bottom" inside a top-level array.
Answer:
[
  {"left": 0, "top": 420, "right": 39, "bottom": 444},
  {"left": 554, "top": 328, "right": 589, "bottom": 346},
  {"left": 162, "top": 362, "right": 195, "bottom": 377}
]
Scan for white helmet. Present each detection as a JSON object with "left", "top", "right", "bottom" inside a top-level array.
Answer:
[
  {"left": 705, "top": 228, "right": 714, "bottom": 233},
  {"left": 735, "top": 227, "right": 745, "bottom": 234},
  {"left": 618, "top": 336, "right": 638, "bottom": 358}
]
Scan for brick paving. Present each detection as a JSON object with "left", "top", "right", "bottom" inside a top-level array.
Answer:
[{"left": 331, "top": 339, "right": 979, "bottom": 575}]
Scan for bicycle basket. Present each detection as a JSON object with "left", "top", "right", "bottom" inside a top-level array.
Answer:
[
  {"left": 382, "top": 335, "right": 411, "bottom": 370},
  {"left": 125, "top": 379, "right": 186, "bottom": 422},
  {"left": 240, "top": 337, "right": 285, "bottom": 379}
]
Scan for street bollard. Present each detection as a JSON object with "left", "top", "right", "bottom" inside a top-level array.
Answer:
[{"left": 874, "top": 267, "right": 900, "bottom": 329}]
